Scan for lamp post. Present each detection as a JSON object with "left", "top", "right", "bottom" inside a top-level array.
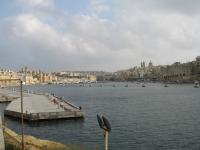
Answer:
[
  {"left": 0, "top": 79, "right": 24, "bottom": 150},
  {"left": 97, "top": 114, "right": 111, "bottom": 150},
  {"left": 20, "top": 80, "right": 24, "bottom": 150}
]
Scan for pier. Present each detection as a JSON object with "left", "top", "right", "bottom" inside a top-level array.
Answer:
[
  {"left": 0, "top": 116, "right": 5, "bottom": 150},
  {"left": 4, "top": 91, "right": 84, "bottom": 121}
]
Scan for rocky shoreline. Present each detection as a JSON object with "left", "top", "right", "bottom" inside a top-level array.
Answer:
[{"left": 4, "top": 127, "right": 80, "bottom": 150}]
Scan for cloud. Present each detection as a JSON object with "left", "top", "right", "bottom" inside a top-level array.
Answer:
[
  {"left": 89, "top": 0, "right": 110, "bottom": 14},
  {"left": 111, "top": 0, "right": 200, "bottom": 63},
  {"left": 4, "top": 14, "right": 73, "bottom": 52},
  {"left": 18, "top": 0, "right": 54, "bottom": 7},
  {"left": 114, "top": 0, "right": 200, "bottom": 15},
  {"left": 0, "top": 13, "right": 126, "bottom": 70},
  {"left": 0, "top": 0, "right": 200, "bottom": 71},
  {"left": 0, "top": 14, "right": 75, "bottom": 69},
  {"left": 150, "top": 0, "right": 200, "bottom": 15}
]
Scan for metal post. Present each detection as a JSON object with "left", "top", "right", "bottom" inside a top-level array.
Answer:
[
  {"left": 0, "top": 78, "right": 25, "bottom": 150},
  {"left": 104, "top": 131, "right": 108, "bottom": 150},
  {"left": 20, "top": 80, "right": 24, "bottom": 150},
  {"left": 97, "top": 115, "right": 111, "bottom": 150}
]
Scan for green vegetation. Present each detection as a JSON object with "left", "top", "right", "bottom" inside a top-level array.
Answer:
[{"left": 5, "top": 143, "right": 20, "bottom": 150}]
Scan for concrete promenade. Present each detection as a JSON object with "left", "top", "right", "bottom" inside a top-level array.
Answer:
[
  {"left": 0, "top": 116, "right": 5, "bottom": 150},
  {"left": 4, "top": 91, "right": 84, "bottom": 121}
]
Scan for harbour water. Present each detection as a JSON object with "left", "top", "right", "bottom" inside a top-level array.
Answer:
[{"left": 1, "top": 82, "right": 200, "bottom": 150}]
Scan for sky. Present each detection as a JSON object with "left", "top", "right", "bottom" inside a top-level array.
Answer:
[{"left": 0, "top": 0, "right": 199, "bottom": 72}]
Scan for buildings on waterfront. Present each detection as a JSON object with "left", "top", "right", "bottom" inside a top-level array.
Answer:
[
  {"left": 161, "top": 56, "right": 200, "bottom": 82},
  {"left": 0, "top": 56, "right": 199, "bottom": 86},
  {"left": 112, "top": 61, "right": 161, "bottom": 81},
  {"left": 0, "top": 67, "right": 97, "bottom": 86},
  {"left": 113, "top": 56, "right": 200, "bottom": 82},
  {"left": 17, "top": 67, "right": 58, "bottom": 85},
  {"left": 0, "top": 70, "right": 18, "bottom": 86},
  {"left": 55, "top": 71, "right": 97, "bottom": 84}
]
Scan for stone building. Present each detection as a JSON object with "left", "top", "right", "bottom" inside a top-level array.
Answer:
[
  {"left": 0, "top": 70, "right": 18, "bottom": 86},
  {"left": 37, "top": 73, "right": 55, "bottom": 83},
  {"left": 113, "top": 61, "right": 161, "bottom": 81},
  {"left": 161, "top": 56, "right": 200, "bottom": 82},
  {"left": 87, "top": 75, "right": 97, "bottom": 83},
  {"left": 23, "top": 74, "right": 34, "bottom": 85}
]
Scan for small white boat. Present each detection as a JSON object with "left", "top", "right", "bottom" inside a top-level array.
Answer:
[
  {"left": 142, "top": 83, "right": 146, "bottom": 87},
  {"left": 79, "top": 84, "right": 84, "bottom": 87},
  {"left": 164, "top": 84, "right": 168, "bottom": 87},
  {"left": 194, "top": 81, "right": 199, "bottom": 88},
  {"left": 125, "top": 84, "right": 128, "bottom": 87}
]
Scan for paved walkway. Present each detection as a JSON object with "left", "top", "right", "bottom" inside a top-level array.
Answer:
[
  {"left": 6, "top": 94, "right": 65, "bottom": 113},
  {"left": 0, "top": 116, "right": 5, "bottom": 150},
  {"left": 6, "top": 93, "right": 80, "bottom": 114},
  {"left": 4, "top": 89, "right": 84, "bottom": 120}
]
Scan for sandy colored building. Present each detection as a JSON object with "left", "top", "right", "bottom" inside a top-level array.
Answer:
[
  {"left": 0, "top": 70, "right": 18, "bottom": 86},
  {"left": 161, "top": 56, "right": 200, "bottom": 82},
  {"left": 87, "top": 75, "right": 97, "bottom": 82}
]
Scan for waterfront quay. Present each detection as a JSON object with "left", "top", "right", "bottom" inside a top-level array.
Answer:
[{"left": 1, "top": 89, "right": 84, "bottom": 121}]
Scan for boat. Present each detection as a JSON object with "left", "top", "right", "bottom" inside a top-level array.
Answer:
[
  {"left": 194, "top": 81, "right": 199, "bottom": 88},
  {"left": 164, "top": 84, "right": 168, "bottom": 87},
  {"left": 125, "top": 84, "right": 128, "bottom": 87},
  {"left": 142, "top": 83, "right": 146, "bottom": 87}
]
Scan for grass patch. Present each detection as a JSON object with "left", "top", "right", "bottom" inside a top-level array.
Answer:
[{"left": 5, "top": 143, "right": 20, "bottom": 150}]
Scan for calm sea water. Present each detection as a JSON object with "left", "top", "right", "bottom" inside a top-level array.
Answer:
[{"left": 1, "top": 82, "right": 200, "bottom": 150}]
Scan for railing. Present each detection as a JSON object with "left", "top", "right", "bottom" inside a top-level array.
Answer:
[{"left": 53, "top": 95, "right": 80, "bottom": 110}]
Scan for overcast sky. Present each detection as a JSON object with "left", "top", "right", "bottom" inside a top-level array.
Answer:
[{"left": 0, "top": 0, "right": 199, "bottom": 71}]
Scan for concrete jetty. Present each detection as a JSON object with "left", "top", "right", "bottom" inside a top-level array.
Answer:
[
  {"left": 4, "top": 92, "right": 84, "bottom": 121},
  {"left": 0, "top": 116, "right": 5, "bottom": 150}
]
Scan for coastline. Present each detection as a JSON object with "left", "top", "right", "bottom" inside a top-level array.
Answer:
[{"left": 4, "top": 126, "right": 82, "bottom": 150}]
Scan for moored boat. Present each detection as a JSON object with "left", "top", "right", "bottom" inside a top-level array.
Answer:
[
  {"left": 164, "top": 84, "right": 168, "bottom": 87},
  {"left": 142, "top": 83, "right": 146, "bottom": 87},
  {"left": 194, "top": 81, "right": 199, "bottom": 88}
]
